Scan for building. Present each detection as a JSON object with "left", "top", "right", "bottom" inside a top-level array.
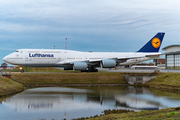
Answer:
[
  {"left": 153, "top": 58, "right": 165, "bottom": 69},
  {"left": 162, "top": 45, "right": 180, "bottom": 69},
  {"left": 153, "top": 58, "right": 165, "bottom": 65}
]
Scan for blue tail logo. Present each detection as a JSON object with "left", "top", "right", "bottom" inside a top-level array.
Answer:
[{"left": 137, "top": 32, "right": 165, "bottom": 52}]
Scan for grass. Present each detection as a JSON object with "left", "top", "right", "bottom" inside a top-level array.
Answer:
[
  {"left": 25, "top": 67, "right": 105, "bottom": 72},
  {"left": 88, "top": 107, "right": 180, "bottom": 120},
  {"left": 9, "top": 70, "right": 180, "bottom": 89},
  {"left": 145, "top": 72, "right": 180, "bottom": 90},
  {"left": 27, "top": 67, "right": 72, "bottom": 72},
  {"left": 0, "top": 76, "right": 25, "bottom": 97},
  {"left": 3, "top": 67, "right": 73, "bottom": 72},
  {"left": 11, "top": 72, "right": 128, "bottom": 87},
  {"left": 1, "top": 68, "right": 19, "bottom": 72}
]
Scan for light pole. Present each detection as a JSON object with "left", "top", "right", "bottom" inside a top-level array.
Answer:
[{"left": 65, "top": 38, "right": 67, "bottom": 50}]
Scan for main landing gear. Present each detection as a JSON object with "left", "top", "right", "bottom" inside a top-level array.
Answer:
[{"left": 81, "top": 67, "right": 98, "bottom": 72}]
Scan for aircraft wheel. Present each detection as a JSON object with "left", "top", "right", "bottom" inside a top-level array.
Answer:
[
  {"left": 89, "top": 68, "right": 98, "bottom": 72},
  {"left": 94, "top": 69, "right": 98, "bottom": 72},
  {"left": 20, "top": 69, "right": 24, "bottom": 73}
]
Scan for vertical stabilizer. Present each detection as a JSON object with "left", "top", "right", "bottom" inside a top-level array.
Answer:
[{"left": 137, "top": 33, "right": 165, "bottom": 52}]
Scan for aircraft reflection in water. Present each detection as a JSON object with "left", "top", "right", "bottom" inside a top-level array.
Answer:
[
  {"left": 3, "top": 86, "right": 162, "bottom": 112},
  {"left": 3, "top": 86, "right": 180, "bottom": 120}
]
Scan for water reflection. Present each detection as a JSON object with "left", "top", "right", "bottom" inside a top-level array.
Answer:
[{"left": 1, "top": 86, "right": 180, "bottom": 120}]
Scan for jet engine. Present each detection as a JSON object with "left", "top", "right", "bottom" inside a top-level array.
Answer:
[
  {"left": 73, "top": 62, "right": 88, "bottom": 70},
  {"left": 102, "top": 59, "right": 117, "bottom": 68}
]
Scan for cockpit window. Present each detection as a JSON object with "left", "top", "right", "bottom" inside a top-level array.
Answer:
[{"left": 15, "top": 50, "right": 19, "bottom": 52}]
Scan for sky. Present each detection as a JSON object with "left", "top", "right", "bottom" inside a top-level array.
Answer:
[{"left": 1, "top": 0, "right": 180, "bottom": 64}]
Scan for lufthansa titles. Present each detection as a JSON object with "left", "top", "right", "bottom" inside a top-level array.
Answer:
[{"left": 29, "top": 53, "right": 54, "bottom": 57}]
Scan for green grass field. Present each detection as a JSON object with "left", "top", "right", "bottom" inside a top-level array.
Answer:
[
  {"left": 145, "top": 72, "right": 180, "bottom": 90},
  {"left": 11, "top": 72, "right": 127, "bottom": 87},
  {"left": 3, "top": 67, "right": 70, "bottom": 72},
  {"left": 0, "top": 76, "right": 24, "bottom": 96},
  {"left": 88, "top": 107, "right": 180, "bottom": 120}
]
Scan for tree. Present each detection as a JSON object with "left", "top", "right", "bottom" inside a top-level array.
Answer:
[{"left": 1, "top": 63, "right": 7, "bottom": 70}]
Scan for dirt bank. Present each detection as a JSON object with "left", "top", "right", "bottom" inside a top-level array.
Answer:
[
  {"left": 145, "top": 72, "right": 180, "bottom": 90},
  {"left": 0, "top": 76, "right": 25, "bottom": 96}
]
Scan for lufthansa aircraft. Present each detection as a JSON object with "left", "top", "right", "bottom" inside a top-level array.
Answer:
[{"left": 3, "top": 33, "right": 165, "bottom": 72}]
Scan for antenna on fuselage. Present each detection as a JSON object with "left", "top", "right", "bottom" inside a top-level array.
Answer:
[{"left": 65, "top": 38, "right": 67, "bottom": 50}]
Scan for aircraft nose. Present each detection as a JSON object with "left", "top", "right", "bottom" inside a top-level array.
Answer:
[{"left": 3, "top": 56, "right": 8, "bottom": 62}]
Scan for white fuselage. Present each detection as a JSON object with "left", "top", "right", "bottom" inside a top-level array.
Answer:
[{"left": 3, "top": 49, "right": 161, "bottom": 67}]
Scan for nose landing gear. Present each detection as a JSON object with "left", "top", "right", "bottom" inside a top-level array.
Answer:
[{"left": 19, "top": 67, "right": 24, "bottom": 73}]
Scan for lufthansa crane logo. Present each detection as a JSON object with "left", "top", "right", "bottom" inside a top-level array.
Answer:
[{"left": 152, "top": 38, "right": 161, "bottom": 48}]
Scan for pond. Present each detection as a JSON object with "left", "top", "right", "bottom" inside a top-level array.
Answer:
[{"left": 1, "top": 86, "right": 180, "bottom": 120}]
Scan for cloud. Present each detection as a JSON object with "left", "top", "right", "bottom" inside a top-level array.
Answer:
[
  {"left": 0, "top": 0, "right": 180, "bottom": 33},
  {"left": 0, "top": 0, "right": 180, "bottom": 64}
]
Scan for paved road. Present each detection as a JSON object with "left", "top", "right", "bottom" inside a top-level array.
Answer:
[
  {"left": 10, "top": 69, "right": 180, "bottom": 74},
  {"left": 108, "top": 69, "right": 180, "bottom": 73}
]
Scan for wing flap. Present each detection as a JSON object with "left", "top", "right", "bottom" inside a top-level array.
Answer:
[
  {"left": 56, "top": 60, "right": 72, "bottom": 65},
  {"left": 145, "top": 51, "right": 180, "bottom": 57},
  {"left": 89, "top": 59, "right": 102, "bottom": 62},
  {"left": 145, "top": 54, "right": 161, "bottom": 57},
  {"left": 117, "top": 55, "right": 146, "bottom": 60},
  {"left": 88, "top": 56, "right": 146, "bottom": 62}
]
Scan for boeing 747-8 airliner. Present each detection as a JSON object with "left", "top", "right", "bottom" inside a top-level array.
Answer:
[{"left": 3, "top": 33, "right": 165, "bottom": 72}]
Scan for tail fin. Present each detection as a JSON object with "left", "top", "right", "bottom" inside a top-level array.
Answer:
[{"left": 137, "top": 32, "right": 165, "bottom": 52}]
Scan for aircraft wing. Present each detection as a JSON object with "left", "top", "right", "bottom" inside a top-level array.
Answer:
[
  {"left": 56, "top": 60, "right": 73, "bottom": 65},
  {"left": 89, "top": 55, "right": 148, "bottom": 63},
  {"left": 56, "top": 52, "right": 167, "bottom": 65},
  {"left": 87, "top": 57, "right": 138, "bottom": 64},
  {"left": 117, "top": 55, "right": 146, "bottom": 60},
  {"left": 145, "top": 54, "right": 161, "bottom": 57},
  {"left": 89, "top": 59, "right": 103, "bottom": 62},
  {"left": 145, "top": 51, "right": 180, "bottom": 57}
]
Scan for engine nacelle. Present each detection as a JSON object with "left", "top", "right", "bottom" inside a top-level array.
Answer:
[
  {"left": 102, "top": 59, "right": 116, "bottom": 68},
  {"left": 73, "top": 62, "right": 88, "bottom": 70}
]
